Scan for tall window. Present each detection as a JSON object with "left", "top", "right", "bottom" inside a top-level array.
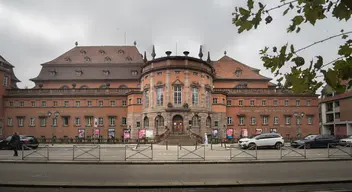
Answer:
[
  {"left": 174, "top": 86, "right": 182, "bottom": 105},
  {"left": 192, "top": 115, "right": 200, "bottom": 127},
  {"left": 75, "top": 101, "right": 80, "bottom": 107},
  {"left": 213, "top": 98, "right": 218, "bottom": 104},
  {"left": 285, "top": 99, "right": 289, "bottom": 106},
  {"left": 307, "top": 116, "right": 313, "bottom": 125},
  {"left": 192, "top": 88, "right": 198, "bottom": 105},
  {"left": 3, "top": 76, "right": 8, "bottom": 87},
  {"left": 250, "top": 117, "right": 256, "bottom": 125},
  {"left": 274, "top": 117, "right": 279, "bottom": 125},
  {"left": 75, "top": 117, "right": 80, "bottom": 126},
  {"left": 273, "top": 100, "right": 278, "bottom": 106},
  {"left": 7, "top": 118, "right": 13, "bottom": 126},
  {"left": 239, "top": 100, "right": 243, "bottom": 106},
  {"left": 53, "top": 118, "right": 57, "bottom": 127},
  {"left": 250, "top": 100, "right": 255, "bottom": 106},
  {"left": 239, "top": 116, "right": 245, "bottom": 125},
  {"left": 40, "top": 117, "right": 46, "bottom": 127},
  {"left": 98, "top": 117, "right": 104, "bottom": 125},
  {"left": 42, "top": 101, "right": 46, "bottom": 107},
  {"left": 227, "top": 117, "right": 233, "bottom": 125},
  {"left": 17, "top": 117, "right": 24, "bottom": 127},
  {"left": 29, "top": 117, "right": 35, "bottom": 127},
  {"left": 121, "top": 117, "right": 127, "bottom": 125},
  {"left": 296, "top": 100, "right": 300, "bottom": 106},
  {"left": 285, "top": 116, "right": 291, "bottom": 125},
  {"left": 262, "top": 116, "right": 268, "bottom": 125},
  {"left": 206, "top": 117, "right": 211, "bottom": 127},
  {"left": 64, "top": 101, "right": 69, "bottom": 107},
  {"left": 156, "top": 88, "right": 164, "bottom": 105},
  {"left": 62, "top": 117, "right": 69, "bottom": 126},
  {"left": 155, "top": 116, "right": 164, "bottom": 127},
  {"left": 145, "top": 91, "right": 149, "bottom": 107},
  {"left": 296, "top": 117, "right": 302, "bottom": 125},
  {"left": 86, "top": 116, "right": 93, "bottom": 126},
  {"left": 109, "top": 117, "right": 116, "bottom": 126},
  {"left": 144, "top": 117, "right": 149, "bottom": 128}
]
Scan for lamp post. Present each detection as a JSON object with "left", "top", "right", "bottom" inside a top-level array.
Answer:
[
  {"left": 294, "top": 112, "right": 305, "bottom": 138},
  {"left": 48, "top": 111, "right": 60, "bottom": 146}
]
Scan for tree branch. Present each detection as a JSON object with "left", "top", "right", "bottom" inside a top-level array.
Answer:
[{"left": 265, "top": 0, "right": 298, "bottom": 13}]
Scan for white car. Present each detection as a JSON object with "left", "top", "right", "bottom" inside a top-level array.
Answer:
[
  {"left": 238, "top": 133, "right": 284, "bottom": 149},
  {"left": 339, "top": 135, "right": 352, "bottom": 146}
]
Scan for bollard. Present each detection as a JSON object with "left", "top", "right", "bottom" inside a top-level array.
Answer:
[
  {"left": 166, "top": 140, "right": 168, "bottom": 150},
  {"left": 195, "top": 141, "right": 198, "bottom": 150}
]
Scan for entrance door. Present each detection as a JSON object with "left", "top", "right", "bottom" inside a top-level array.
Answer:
[{"left": 172, "top": 115, "right": 184, "bottom": 134}]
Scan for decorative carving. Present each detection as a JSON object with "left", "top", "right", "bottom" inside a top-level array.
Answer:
[
  {"left": 151, "top": 45, "right": 156, "bottom": 59},
  {"left": 154, "top": 81, "right": 165, "bottom": 88},
  {"left": 171, "top": 79, "right": 184, "bottom": 86},
  {"left": 84, "top": 56, "right": 91, "bottom": 62},
  {"left": 167, "top": 102, "right": 173, "bottom": 108},
  {"left": 183, "top": 51, "right": 189, "bottom": 56},
  {"left": 190, "top": 81, "right": 201, "bottom": 88},
  {"left": 80, "top": 49, "right": 86, "bottom": 55},
  {"left": 205, "top": 84, "right": 212, "bottom": 90},
  {"left": 102, "top": 69, "right": 110, "bottom": 76},
  {"left": 165, "top": 51, "right": 172, "bottom": 56},
  {"left": 75, "top": 69, "right": 83, "bottom": 77},
  {"left": 144, "top": 84, "right": 150, "bottom": 90},
  {"left": 183, "top": 103, "right": 189, "bottom": 109},
  {"left": 64, "top": 56, "right": 71, "bottom": 62}
]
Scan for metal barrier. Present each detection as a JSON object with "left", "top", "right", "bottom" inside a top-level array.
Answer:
[
  {"left": 73, "top": 145, "right": 100, "bottom": 161},
  {"left": 280, "top": 144, "right": 306, "bottom": 159},
  {"left": 177, "top": 144, "right": 205, "bottom": 160},
  {"left": 230, "top": 144, "right": 257, "bottom": 160},
  {"left": 22, "top": 145, "right": 49, "bottom": 160},
  {"left": 328, "top": 143, "right": 352, "bottom": 158},
  {"left": 125, "top": 144, "right": 153, "bottom": 161}
]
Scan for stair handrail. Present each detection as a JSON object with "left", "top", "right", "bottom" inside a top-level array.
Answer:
[
  {"left": 156, "top": 128, "right": 170, "bottom": 143},
  {"left": 188, "top": 129, "right": 203, "bottom": 144}
]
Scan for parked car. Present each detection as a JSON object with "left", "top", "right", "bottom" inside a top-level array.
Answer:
[
  {"left": 238, "top": 133, "right": 284, "bottom": 149},
  {"left": 339, "top": 135, "right": 352, "bottom": 146},
  {"left": 291, "top": 134, "right": 339, "bottom": 149},
  {"left": 0, "top": 135, "right": 39, "bottom": 150}
]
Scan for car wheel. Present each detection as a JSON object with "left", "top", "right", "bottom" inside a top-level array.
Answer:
[
  {"left": 275, "top": 142, "right": 282, "bottom": 149},
  {"left": 305, "top": 143, "right": 311, "bottom": 149},
  {"left": 248, "top": 143, "right": 256, "bottom": 150}
]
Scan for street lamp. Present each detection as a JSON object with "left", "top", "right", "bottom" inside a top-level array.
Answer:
[
  {"left": 294, "top": 112, "right": 305, "bottom": 138},
  {"left": 48, "top": 111, "right": 60, "bottom": 146}
]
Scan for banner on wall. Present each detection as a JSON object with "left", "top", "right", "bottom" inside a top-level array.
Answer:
[
  {"left": 138, "top": 129, "right": 146, "bottom": 139},
  {"left": 226, "top": 128, "right": 233, "bottom": 139},
  {"left": 108, "top": 128, "right": 115, "bottom": 138},
  {"left": 123, "top": 129, "right": 131, "bottom": 139},
  {"left": 78, "top": 129, "right": 85, "bottom": 138},
  {"left": 241, "top": 129, "right": 248, "bottom": 137},
  {"left": 146, "top": 130, "right": 154, "bottom": 138},
  {"left": 94, "top": 118, "right": 98, "bottom": 128},
  {"left": 93, "top": 128, "right": 100, "bottom": 138}
]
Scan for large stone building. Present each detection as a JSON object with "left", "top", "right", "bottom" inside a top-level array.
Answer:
[{"left": 0, "top": 45, "right": 319, "bottom": 141}]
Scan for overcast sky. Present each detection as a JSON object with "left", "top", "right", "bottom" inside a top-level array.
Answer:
[{"left": 0, "top": 0, "right": 350, "bottom": 89}]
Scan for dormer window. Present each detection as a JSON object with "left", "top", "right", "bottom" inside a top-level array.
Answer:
[
  {"left": 99, "top": 49, "right": 105, "bottom": 55},
  {"left": 104, "top": 56, "right": 111, "bottom": 62},
  {"left": 84, "top": 56, "right": 91, "bottom": 62},
  {"left": 103, "top": 69, "right": 110, "bottom": 76},
  {"left": 126, "top": 56, "right": 132, "bottom": 61},
  {"left": 64, "top": 56, "right": 71, "bottom": 62},
  {"left": 117, "top": 49, "right": 125, "bottom": 54},
  {"left": 131, "top": 70, "right": 138, "bottom": 76},
  {"left": 80, "top": 49, "right": 86, "bottom": 55},
  {"left": 75, "top": 69, "right": 83, "bottom": 77},
  {"left": 49, "top": 69, "right": 57, "bottom": 76},
  {"left": 235, "top": 68, "right": 242, "bottom": 77}
]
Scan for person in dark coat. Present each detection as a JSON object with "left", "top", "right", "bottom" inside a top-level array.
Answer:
[{"left": 8, "top": 132, "right": 20, "bottom": 156}]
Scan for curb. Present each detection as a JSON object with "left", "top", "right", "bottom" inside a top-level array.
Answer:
[
  {"left": 0, "top": 158, "right": 351, "bottom": 165},
  {"left": 1, "top": 179, "right": 352, "bottom": 188}
]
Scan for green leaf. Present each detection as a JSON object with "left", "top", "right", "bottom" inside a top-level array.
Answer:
[
  {"left": 239, "top": 8, "right": 250, "bottom": 16},
  {"left": 258, "top": 2, "right": 264, "bottom": 9},
  {"left": 273, "top": 47, "right": 277, "bottom": 52},
  {"left": 247, "top": 0, "right": 254, "bottom": 10},
  {"left": 293, "top": 15, "right": 304, "bottom": 25},
  {"left": 314, "top": 56, "right": 323, "bottom": 70},
  {"left": 332, "top": 1, "right": 351, "bottom": 21},
  {"left": 283, "top": 8, "right": 290, "bottom": 16},
  {"left": 290, "top": 44, "right": 295, "bottom": 53},
  {"left": 292, "top": 56, "right": 305, "bottom": 67},
  {"left": 338, "top": 44, "right": 352, "bottom": 57},
  {"left": 342, "top": 34, "right": 348, "bottom": 39}
]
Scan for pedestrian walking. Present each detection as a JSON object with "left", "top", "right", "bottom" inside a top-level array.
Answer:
[{"left": 8, "top": 132, "right": 20, "bottom": 156}]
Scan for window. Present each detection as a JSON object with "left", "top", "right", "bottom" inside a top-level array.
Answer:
[
  {"left": 137, "top": 98, "right": 142, "bottom": 104},
  {"left": 273, "top": 100, "right": 278, "bottom": 106},
  {"left": 29, "top": 117, "right": 35, "bottom": 127},
  {"left": 156, "top": 88, "right": 164, "bottom": 105},
  {"left": 222, "top": 98, "right": 225, "bottom": 104},
  {"left": 99, "top": 101, "right": 103, "bottom": 106},
  {"left": 227, "top": 117, "right": 233, "bottom": 125},
  {"left": 3, "top": 76, "right": 9, "bottom": 87},
  {"left": 239, "top": 100, "right": 243, "bottom": 106},
  {"left": 307, "top": 116, "right": 313, "bottom": 125},
  {"left": 62, "top": 117, "right": 69, "bottom": 126},
  {"left": 110, "top": 100, "right": 116, "bottom": 106},
  {"left": 192, "top": 116, "right": 200, "bottom": 127},
  {"left": 192, "top": 88, "right": 198, "bottom": 105},
  {"left": 239, "top": 116, "right": 245, "bottom": 125},
  {"left": 98, "top": 117, "right": 104, "bottom": 125},
  {"left": 307, "top": 100, "right": 311, "bottom": 106},
  {"left": 296, "top": 100, "right": 300, "bottom": 106},
  {"left": 174, "top": 86, "right": 182, "bottom": 105},
  {"left": 193, "top": 72, "right": 198, "bottom": 76},
  {"left": 145, "top": 91, "right": 149, "bottom": 107},
  {"left": 121, "top": 117, "right": 127, "bottom": 125},
  {"left": 18, "top": 117, "right": 24, "bottom": 127},
  {"left": 7, "top": 118, "right": 13, "bottom": 126},
  {"left": 144, "top": 117, "right": 149, "bottom": 128},
  {"left": 155, "top": 115, "right": 164, "bottom": 127},
  {"left": 145, "top": 75, "right": 148, "bottom": 79},
  {"left": 175, "top": 71, "right": 180, "bottom": 74},
  {"left": 206, "top": 117, "right": 211, "bottom": 127},
  {"left": 20, "top": 101, "right": 24, "bottom": 107},
  {"left": 136, "top": 121, "right": 141, "bottom": 128},
  {"left": 64, "top": 101, "right": 69, "bottom": 107},
  {"left": 250, "top": 100, "right": 255, "bottom": 106},
  {"left": 235, "top": 69, "right": 242, "bottom": 77},
  {"left": 41, "top": 101, "right": 46, "bottom": 107},
  {"left": 213, "top": 98, "right": 218, "bottom": 104},
  {"left": 53, "top": 118, "right": 57, "bottom": 127},
  {"left": 214, "top": 121, "right": 219, "bottom": 127},
  {"left": 131, "top": 70, "right": 138, "bottom": 76},
  {"left": 53, "top": 101, "right": 57, "bottom": 107},
  {"left": 40, "top": 117, "right": 46, "bottom": 127},
  {"left": 86, "top": 116, "right": 93, "bottom": 126},
  {"left": 31, "top": 101, "right": 36, "bottom": 107},
  {"left": 296, "top": 117, "right": 302, "bottom": 125},
  {"left": 128, "top": 98, "right": 132, "bottom": 105},
  {"left": 122, "top": 100, "right": 127, "bottom": 106},
  {"left": 285, "top": 116, "right": 291, "bottom": 125},
  {"left": 75, "top": 117, "right": 80, "bottom": 126},
  {"left": 9, "top": 101, "right": 13, "bottom": 107},
  {"left": 157, "top": 72, "right": 162, "bottom": 76},
  {"left": 206, "top": 75, "right": 210, "bottom": 79},
  {"left": 263, "top": 116, "right": 268, "bottom": 125},
  {"left": 227, "top": 100, "right": 232, "bottom": 106},
  {"left": 262, "top": 100, "right": 266, "bottom": 106},
  {"left": 284, "top": 99, "right": 289, "bottom": 106},
  {"left": 88, "top": 101, "right": 92, "bottom": 107},
  {"left": 250, "top": 117, "right": 256, "bottom": 125},
  {"left": 274, "top": 117, "right": 279, "bottom": 125},
  {"left": 75, "top": 101, "right": 80, "bottom": 107}
]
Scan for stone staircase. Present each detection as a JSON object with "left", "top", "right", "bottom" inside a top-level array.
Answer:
[{"left": 159, "top": 133, "right": 198, "bottom": 146}]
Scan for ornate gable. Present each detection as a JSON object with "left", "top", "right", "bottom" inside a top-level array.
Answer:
[{"left": 172, "top": 79, "right": 184, "bottom": 86}]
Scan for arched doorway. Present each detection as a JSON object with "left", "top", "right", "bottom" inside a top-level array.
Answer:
[{"left": 172, "top": 115, "right": 184, "bottom": 134}]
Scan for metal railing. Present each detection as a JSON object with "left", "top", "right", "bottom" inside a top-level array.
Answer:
[
  {"left": 177, "top": 144, "right": 205, "bottom": 161},
  {"left": 73, "top": 145, "right": 100, "bottom": 161},
  {"left": 21, "top": 145, "right": 49, "bottom": 160},
  {"left": 280, "top": 144, "right": 306, "bottom": 159},
  {"left": 328, "top": 143, "right": 352, "bottom": 158},
  {"left": 125, "top": 144, "right": 153, "bottom": 161},
  {"left": 230, "top": 144, "right": 257, "bottom": 160}
]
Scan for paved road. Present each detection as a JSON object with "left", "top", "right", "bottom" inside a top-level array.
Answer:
[
  {"left": 0, "top": 161, "right": 351, "bottom": 187},
  {"left": 0, "top": 144, "right": 351, "bottom": 162}
]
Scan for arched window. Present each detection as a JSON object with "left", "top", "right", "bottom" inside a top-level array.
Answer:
[
  {"left": 119, "top": 85, "right": 128, "bottom": 88},
  {"left": 60, "top": 85, "right": 69, "bottom": 89},
  {"left": 80, "top": 85, "right": 89, "bottom": 89},
  {"left": 144, "top": 116, "right": 149, "bottom": 128},
  {"left": 155, "top": 115, "right": 164, "bottom": 127},
  {"left": 192, "top": 115, "right": 200, "bottom": 127},
  {"left": 206, "top": 116, "right": 211, "bottom": 127},
  {"left": 144, "top": 90, "right": 149, "bottom": 107},
  {"left": 192, "top": 88, "right": 199, "bottom": 105},
  {"left": 174, "top": 86, "right": 182, "bottom": 104}
]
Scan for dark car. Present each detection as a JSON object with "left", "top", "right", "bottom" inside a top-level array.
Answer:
[
  {"left": 0, "top": 135, "right": 39, "bottom": 150},
  {"left": 291, "top": 134, "right": 339, "bottom": 149}
]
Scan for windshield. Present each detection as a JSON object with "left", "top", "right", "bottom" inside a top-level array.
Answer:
[
  {"left": 304, "top": 135, "right": 317, "bottom": 140},
  {"left": 249, "top": 134, "right": 259, "bottom": 139}
]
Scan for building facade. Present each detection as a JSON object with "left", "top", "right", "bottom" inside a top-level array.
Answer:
[{"left": 0, "top": 45, "right": 319, "bottom": 141}]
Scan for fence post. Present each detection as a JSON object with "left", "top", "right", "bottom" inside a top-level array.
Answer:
[
  {"left": 72, "top": 145, "right": 75, "bottom": 161},
  {"left": 255, "top": 145, "right": 258, "bottom": 159},
  {"left": 204, "top": 144, "right": 206, "bottom": 160},
  {"left": 327, "top": 143, "right": 330, "bottom": 158},
  {"left": 124, "top": 145, "right": 127, "bottom": 161},
  {"left": 195, "top": 141, "right": 198, "bottom": 150},
  {"left": 280, "top": 144, "right": 283, "bottom": 159},
  {"left": 99, "top": 145, "right": 101, "bottom": 161},
  {"left": 211, "top": 139, "right": 213, "bottom": 150},
  {"left": 47, "top": 146, "right": 50, "bottom": 160},
  {"left": 166, "top": 141, "right": 168, "bottom": 150},
  {"left": 21, "top": 145, "right": 24, "bottom": 160},
  {"left": 304, "top": 144, "right": 306, "bottom": 159},
  {"left": 151, "top": 143, "right": 154, "bottom": 160}
]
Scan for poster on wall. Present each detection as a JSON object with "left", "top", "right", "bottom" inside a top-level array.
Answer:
[
  {"left": 123, "top": 129, "right": 131, "bottom": 139},
  {"left": 138, "top": 129, "right": 146, "bottom": 139},
  {"left": 226, "top": 128, "right": 233, "bottom": 139},
  {"left": 94, "top": 118, "right": 98, "bottom": 128},
  {"left": 255, "top": 129, "right": 263, "bottom": 135},
  {"left": 93, "top": 128, "right": 100, "bottom": 138},
  {"left": 270, "top": 128, "right": 277, "bottom": 133},
  {"left": 146, "top": 130, "right": 154, "bottom": 138},
  {"left": 212, "top": 129, "right": 218, "bottom": 137},
  {"left": 241, "top": 129, "right": 248, "bottom": 137},
  {"left": 108, "top": 128, "right": 115, "bottom": 138},
  {"left": 78, "top": 129, "right": 85, "bottom": 138}
]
